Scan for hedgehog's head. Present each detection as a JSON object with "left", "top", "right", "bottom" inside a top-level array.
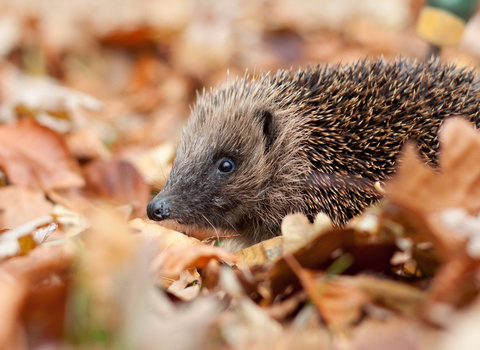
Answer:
[{"left": 147, "top": 77, "right": 308, "bottom": 242}]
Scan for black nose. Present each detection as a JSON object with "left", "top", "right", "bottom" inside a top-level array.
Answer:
[{"left": 147, "top": 198, "right": 171, "bottom": 221}]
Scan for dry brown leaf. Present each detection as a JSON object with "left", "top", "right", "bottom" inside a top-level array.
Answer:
[
  {"left": 387, "top": 118, "right": 480, "bottom": 214},
  {"left": 285, "top": 254, "right": 426, "bottom": 331},
  {"left": 340, "top": 276, "right": 426, "bottom": 318},
  {"left": 0, "top": 186, "right": 53, "bottom": 229},
  {"left": 220, "top": 297, "right": 283, "bottom": 350},
  {"left": 314, "top": 281, "right": 369, "bottom": 331},
  {"left": 22, "top": 281, "right": 69, "bottom": 348},
  {"left": 82, "top": 159, "right": 150, "bottom": 217},
  {"left": 283, "top": 253, "right": 368, "bottom": 331},
  {"left": 265, "top": 291, "right": 307, "bottom": 322},
  {"left": 234, "top": 236, "right": 284, "bottom": 266},
  {"left": 425, "top": 255, "right": 479, "bottom": 310},
  {"left": 47, "top": 188, "right": 93, "bottom": 215},
  {"left": 385, "top": 118, "right": 480, "bottom": 307},
  {"left": 98, "top": 26, "right": 156, "bottom": 49},
  {"left": 65, "top": 127, "right": 111, "bottom": 161},
  {"left": 0, "top": 119, "right": 85, "bottom": 191},
  {"left": 268, "top": 228, "right": 397, "bottom": 301},
  {"left": 0, "top": 243, "right": 76, "bottom": 349}
]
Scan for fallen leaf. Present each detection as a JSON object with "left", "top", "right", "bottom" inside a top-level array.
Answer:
[
  {"left": 152, "top": 244, "right": 238, "bottom": 281},
  {"left": 440, "top": 295, "right": 480, "bottom": 350},
  {"left": 166, "top": 269, "right": 202, "bottom": 301},
  {"left": 128, "top": 218, "right": 202, "bottom": 250},
  {"left": 340, "top": 276, "right": 426, "bottom": 318},
  {"left": 82, "top": 159, "right": 150, "bottom": 217},
  {"left": 283, "top": 253, "right": 367, "bottom": 331},
  {"left": 268, "top": 228, "right": 397, "bottom": 301},
  {"left": 121, "top": 142, "right": 176, "bottom": 188},
  {"left": 265, "top": 290, "right": 307, "bottom": 322},
  {"left": 0, "top": 243, "right": 76, "bottom": 349},
  {"left": 0, "top": 71, "right": 102, "bottom": 125},
  {"left": 98, "top": 26, "right": 156, "bottom": 50},
  {"left": 22, "top": 280, "right": 69, "bottom": 347},
  {"left": 51, "top": 204, "right": 89, "bottom": 237},
  {"left": 0, "top": 15, "right": 21, "bottom": 59},
  {"left": 0, "top": 186, "right": 53, "bottom": 229},
  {"left": 0, "top": 119, "right": 85, "bottom": 191},
  {"left": 65, "top": 127, "right": 111, "bottom": 161},
  {"left": 234, "top": 236, "right": 284, "bottom": 266},
  {"left": 385, "top": 118, "right": 480, "bottom": 307},
  {"left": 387, "top": 118, "right": 480, "bottom": 215},
  {"left": 220, "top": 297, "right": 283, "bottom": 350},
  {"left": 350, "top": 317, "right": 429, "bottom": 350},
  {"left": 282, "top": 212, "right": 332, "bottom": 253}
]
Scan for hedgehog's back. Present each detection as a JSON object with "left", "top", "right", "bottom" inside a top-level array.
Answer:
[{"left": 295, "top": 58, "right": 480, "bottom": 224}]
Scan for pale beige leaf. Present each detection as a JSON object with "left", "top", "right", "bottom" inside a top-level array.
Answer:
[
  {"left": 234, "top": 236, "right": 284, "bottom": 266},
  {"left": 166, "top": 269, "right": 201, "bottom": 301},
  {"left": 282, "top": 212, "right": 332, "bottom": 253},
  {"left": 128, "top": 218, "right": 202, "bottom": 250}
]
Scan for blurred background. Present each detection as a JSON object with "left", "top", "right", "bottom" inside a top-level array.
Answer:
[
  {"left": 1, "top": 2, "right": 480, "bottom": 348},
  {"left": 0, "top": 0, "right": 479, "bottom": 222}
]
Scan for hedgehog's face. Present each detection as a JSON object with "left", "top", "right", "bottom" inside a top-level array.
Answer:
[{"left": 147, "top": 91, "right": 280, "bottom": 236}]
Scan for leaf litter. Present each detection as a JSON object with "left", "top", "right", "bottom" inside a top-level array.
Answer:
[{"left": 0, "top": 1, "right": 479, "bottom": 349}]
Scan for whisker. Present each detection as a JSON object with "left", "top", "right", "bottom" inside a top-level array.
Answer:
[
  {"left": 214, "top": 212, "right": 239, "bottom": 237},
  {"left": 151, "top": 139, "right": 168, "bottom": 183},
  {"left": 134, "top": 171, "right": 163, "bottom": 192},
  {"left": 202, "top": 214, "right": 220, "bottom": 244}
]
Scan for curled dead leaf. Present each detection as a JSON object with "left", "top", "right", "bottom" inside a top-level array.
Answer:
[
  {"left": 151, "top": 244, "right": 238, "bottom": 281},
  {"left": 128, "top": 218, "right": 202, "bottom": 250}
]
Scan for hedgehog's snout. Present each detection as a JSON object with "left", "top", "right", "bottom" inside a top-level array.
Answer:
[{"left": 147, "top": 197, "right": 171, "bottom": 221}]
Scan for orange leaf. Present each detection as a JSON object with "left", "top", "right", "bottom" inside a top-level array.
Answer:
[
  {"left": 83, "top": 160, "right": 150, "bottom": 216},
  {"left": 387, "top": 117, "right": 480, "bottom": 214},
  {"left": 0, "top": 186, "right": 53, "bottom": 229},
  {"left": 152, "top": 244, "right": 238, "bottom": 280},
  {"left": 0, "top": 119, "right": 85, "bottom": 191}
]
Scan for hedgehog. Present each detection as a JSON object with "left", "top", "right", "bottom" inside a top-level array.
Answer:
[{"left": 146, "top": 57, "right": 480, "bottom": 245}]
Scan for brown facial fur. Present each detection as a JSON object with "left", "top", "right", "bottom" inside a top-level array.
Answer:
[{"left": 148, "top": 57, "right": 480, "bottom": 244}]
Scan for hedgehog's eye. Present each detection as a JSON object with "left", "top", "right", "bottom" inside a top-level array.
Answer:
[{"left": 217, "top": 158, "right": 234, "bottom": 173}]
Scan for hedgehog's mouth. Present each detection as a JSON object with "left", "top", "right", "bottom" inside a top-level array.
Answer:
[
  {"left": 176, "top": 214, "right": 230, "bottom": 232},
  {"left": 175, "top": 215, "right": 212, "bottom": 228},
  {"left": 176, "top": 218, "right": 194, "bottom": 226}
]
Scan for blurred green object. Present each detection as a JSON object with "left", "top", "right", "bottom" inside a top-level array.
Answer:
[
  {"left": 427, "top": 0, "right": 478, "bottom": 21},
  {"left": 417, "top": 0, "right": 479, "bottom": 49}
]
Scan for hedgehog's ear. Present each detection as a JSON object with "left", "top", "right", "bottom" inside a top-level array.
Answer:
[{"left": 256, "top": 109, "right": 275, "bottom": 152}]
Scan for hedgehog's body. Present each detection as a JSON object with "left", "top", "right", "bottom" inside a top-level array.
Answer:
[{"left": 147, "top": 58, "right": 480, "bottom": 244}]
